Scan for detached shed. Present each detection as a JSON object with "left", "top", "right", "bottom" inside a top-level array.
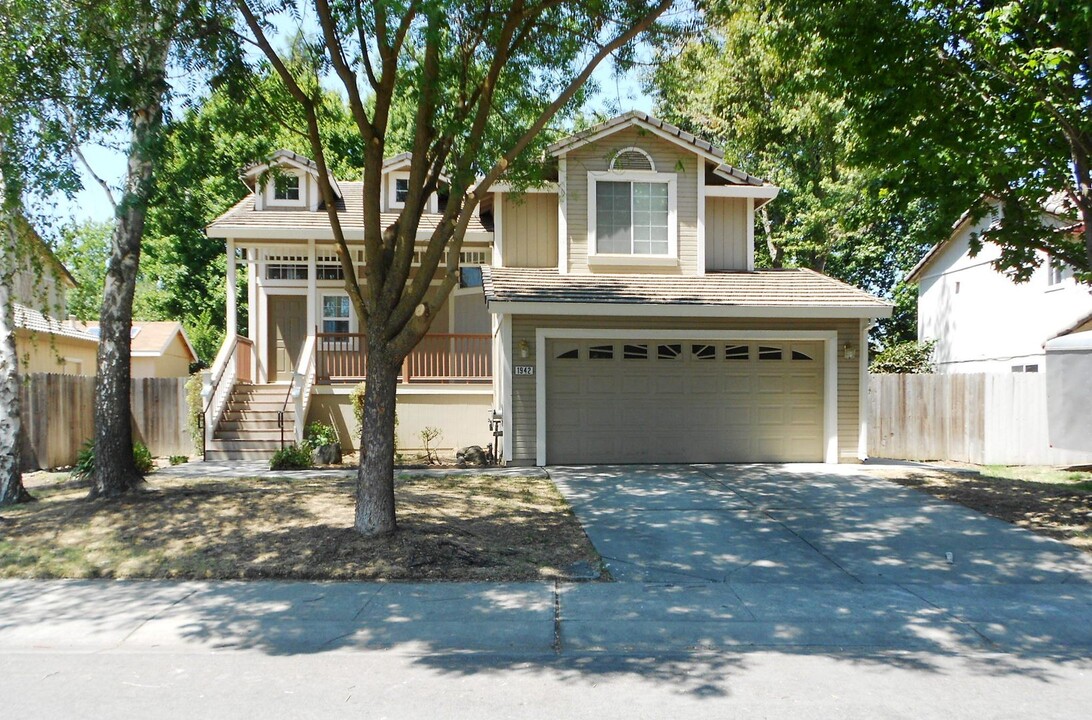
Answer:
[{"left": 1045, "top": 330, "right": 1092, "bottom": 452}]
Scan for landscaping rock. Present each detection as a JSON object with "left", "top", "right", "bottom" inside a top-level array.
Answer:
[
  {"left": 312, "top": 443, "right": 342, "bottom": 466},
  {"left": 456, "top": 445, "right": 489, "bottom": 467}
]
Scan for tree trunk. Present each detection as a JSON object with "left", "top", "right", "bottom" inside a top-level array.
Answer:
[
  {"left": 0, "top": 210, "right": 33, "bottom": 507},
  {"left": 89, "top": 92, "right": 166, "bottom": 499},
  {"left": 355, "top": 346, "right": 399, "bottom": 536},
  {"left": 759, "top": 206, "right": 783, "bottom": 267}
]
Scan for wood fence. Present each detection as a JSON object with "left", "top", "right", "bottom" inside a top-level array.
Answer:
[
  {"left": 868, "top": 373, "right": 1092, "bottom": 466},
  {"left": 19, "top": 373, "right": 196, "bottom": 471}
]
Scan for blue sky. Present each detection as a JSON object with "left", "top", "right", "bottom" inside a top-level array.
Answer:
[{"left": 58, "top": 58, "right": 654, "bottom": 226}]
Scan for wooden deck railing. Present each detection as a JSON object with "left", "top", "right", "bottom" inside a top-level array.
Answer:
[{"left": 315, "top": 333, "right": 491, "bottom": 385}]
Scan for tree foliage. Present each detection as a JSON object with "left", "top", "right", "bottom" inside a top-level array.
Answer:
[
  {"left": 784, "top": 0, "right": 1091, "bottom": 281},
  {"left": 870, "top": 339, "right": 937, "bottom": 374},
  {"left": 648, "top": 0, "right": 952, "bottom": 345}
]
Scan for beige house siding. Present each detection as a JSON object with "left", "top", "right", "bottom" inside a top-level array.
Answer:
[
  {"left": 501, "top": 193, "right": 558, "bottom": 268},
  {"left": 705, "top": 197, "right": 749, "bottom": 271},
  {"left": 508, "top": 315, "right": 863, "bottom": 465},
  {"left": 16, "top": 330, "right": 98, "bottom": 376},
  {"left": 132, "top": 335, "right": 193, "bottom": 378},
  {"left": 564, "top": 127, "right": 700, "bottom": 275},
  {"left": 308, "top": 390, "right": 494, "bottom": 454}
]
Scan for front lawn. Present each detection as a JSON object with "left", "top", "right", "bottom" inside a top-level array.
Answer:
[
  {"left": 0, "top": 472, "right": 603, "bottom": 581},
  {"left": 874, "top": 464, "right": 1092, "bottom": 551}
]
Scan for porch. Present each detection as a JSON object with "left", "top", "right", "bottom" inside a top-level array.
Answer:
[{"left": 315, "top": 332, "right": 492, "bottom": 385}]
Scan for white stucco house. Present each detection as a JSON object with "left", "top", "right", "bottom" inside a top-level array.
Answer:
[{"left": 907, "top": 198, "right": 1092, "bottom": 373}]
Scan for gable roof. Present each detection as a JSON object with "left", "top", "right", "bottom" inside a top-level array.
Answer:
[
  {"left": 13, "top": 213, "right": 77, "bottom": 289},
  {"left": 241, "top": 149, "right": 343, "bottom": 199},
  {"left": 482, "top": 267, "right": 892, "bottom": 318},
  {"left": 546, "top": 111, "right": 767, "bottom": 186},
  {"left": 76, "top": 320, "right": 197, "bottom": 360}
]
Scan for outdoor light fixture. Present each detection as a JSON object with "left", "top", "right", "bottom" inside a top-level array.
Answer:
[
  {"left": 843, "top": 344, "right": 857, "bottom": 361},
  {"left": 518, "top": 340, "right": 530, "bottom": 359}
]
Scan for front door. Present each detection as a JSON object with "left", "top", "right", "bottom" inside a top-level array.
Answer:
[{"left": 268, "top": 295, "right": 307, "bottom": 382}]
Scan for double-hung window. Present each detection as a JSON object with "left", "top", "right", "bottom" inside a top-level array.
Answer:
[
  {"left": 274, "top": 174, "right": 300, "bottom": 201},
  {"left": 322, "top": 296, "right": 351, "bottom": 334},
  {"left": 589, "top": 170, "right": 677, "bottom": 258}
]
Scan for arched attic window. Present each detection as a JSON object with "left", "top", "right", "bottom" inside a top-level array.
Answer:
[{"left": 610, "top": 147, "right": 655, "bottom": 172}]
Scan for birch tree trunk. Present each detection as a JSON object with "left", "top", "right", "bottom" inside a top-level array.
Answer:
[
  {"left": 0, "top": 202, "right": 32, "bottom": 506},
  {"left": 89, "top": 45, "right": 170, "bottom": 499}
]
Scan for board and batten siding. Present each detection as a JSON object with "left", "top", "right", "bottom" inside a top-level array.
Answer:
[
  {"left": 501, "top": 192, "right": 558, "bottom": 268},
  {"left": 564, "top": 127, "right": 700, "bottom": 275},
  {"left": 507, "top": 315, "right": 863, "bottom": 465},
  {"left": 705, "top": 197, "right": 748, "bottom": 271}
]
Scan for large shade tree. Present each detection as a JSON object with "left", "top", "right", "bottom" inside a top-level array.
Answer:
[
  {"left": 787, "top": 0, "right": 1091, "bottom": 281},
  {"left": 649, "top": 0, "right": 954, "bottom": 345},
  {"left": 232, "top": 0, "right": 676, "bottom": 535}
]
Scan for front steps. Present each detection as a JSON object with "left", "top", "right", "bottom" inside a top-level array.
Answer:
[{"left": 205, "top": 384, "right": 296, "bottom": 461}]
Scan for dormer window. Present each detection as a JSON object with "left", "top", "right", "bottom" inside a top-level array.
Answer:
[
  {"left": 587, "top": 167, "right": 678, "bottom": 259},
  {"left": 395, "top": 178, "right": 409, "bottom": 204},
  {"left": 274, "top": 174, "right": 300, "bottom": 201}
]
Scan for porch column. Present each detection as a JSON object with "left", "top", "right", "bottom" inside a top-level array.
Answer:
[
  {"left": 226, "top": 238, "right": 237, "bottom": 337},
  {"left": 306, "top": 238, "right": 317, "bottom": 337}
]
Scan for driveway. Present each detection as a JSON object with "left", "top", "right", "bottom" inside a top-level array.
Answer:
[{"left": 549, "top": 463, "right": 1092, "bottom": 585}]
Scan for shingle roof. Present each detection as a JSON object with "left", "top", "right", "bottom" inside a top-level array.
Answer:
[
  {"left": 482, "top": 267, "right": 892, "bottom": 312},
  {"left": 207, "top": 181, "right": 491, "bottom": 237},
  {"left": 546, "top": 111, "right": 767, "bottom": 186},
  {"left": 14, "top": 304, "right": 99, "bottom": 343},
  {"left": 77, "top": 320, "right": 196, "bottom": 359}
]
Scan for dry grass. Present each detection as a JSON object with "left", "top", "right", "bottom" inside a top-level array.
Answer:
[
  {"left": 0, "top": 472, "right": 603, "bottom": 581},
  {"left": 872, "top": 464, "right": 1092, "bottom": 551}
]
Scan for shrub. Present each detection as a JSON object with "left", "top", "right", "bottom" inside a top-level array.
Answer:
[
  {"left": 270, "top": 443, "right": 313, "bottom": 471},
  {"left": 72, "top": 440, "right": 156, "bottom": 481},
  {"left": 168, "top": 455, "right": 189, "bottom": 465},
  {"left": 869, "top": 339, "right": 937, "bottom": 374},
  {"left": 305, "top": 421, "right": 338, "bottom": 447},
  {"left": 133, "top": 443, "right": 155, "bottom": 474}
]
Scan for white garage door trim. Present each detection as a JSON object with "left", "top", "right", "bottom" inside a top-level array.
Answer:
[{"left": 535, "top": 328, "right": 839, "bottom": 465}]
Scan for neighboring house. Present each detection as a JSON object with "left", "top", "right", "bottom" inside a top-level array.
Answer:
[
  {"left": 11, "top": 218, "right": 98, "bottom": 376},
  {"left": 206, "top": 112, "right": 892, "bottom": 463},
  {"left": 908, "top": 198, "right": 1092, "bottom": 373},
  {"left": 75, "top": 321, "right": 198, "bottom": 377}
]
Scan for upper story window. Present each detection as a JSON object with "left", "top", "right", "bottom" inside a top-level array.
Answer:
[
  {"left": 274, "top": 174, "right": 300, "bottom": 201},
  {"left": 395, "top": 178, "right": 409, "bottom": 204},
  {"left": 588, "top": 169, "right": 678, "bottom": 258}
]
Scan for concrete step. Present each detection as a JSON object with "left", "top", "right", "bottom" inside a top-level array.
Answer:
[
  {"left": 219, "top": 410, "right": 288, "bottom": 423},
  {"left": 215, "top": 430, "right": 291, "bottom": 441},
  {"left": 224, "top": 401, "right": 290, "bottom": 413},
  {"left": 204, "top": 448, "right": 277, "bottom": 462},
  {"left": 217, "top": 420, "right": 288, "bottom": 431},
  {"left": 207, "top": 439, "right": 290, "bottom": 451}
]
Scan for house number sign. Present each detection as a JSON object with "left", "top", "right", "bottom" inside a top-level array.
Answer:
[{"left": 514, "top": 365, "right": 535, "bottom": 376}]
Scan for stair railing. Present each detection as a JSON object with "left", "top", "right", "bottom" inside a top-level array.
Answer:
[
  {"left": 278, "top": 334, "right": 317, "bottom": 448},
  {"left": 202, "top": 335, "right": 245, "bottom": 460}
]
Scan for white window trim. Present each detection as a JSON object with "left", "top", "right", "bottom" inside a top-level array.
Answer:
[
  {"left": 533, "top": 328, "right": 839, "bottom": 466},
  {"left": 388, "top": 172, "right": 410, "bottom": 209},
  {"left": 320, "top": 292, "right": 354, "bottom": 334},
  {"left": 265, "top": 173, "right": 306, "bottom": 208},
  {"left": 587, "top": 170, "right": 678, "bottom": 259}
]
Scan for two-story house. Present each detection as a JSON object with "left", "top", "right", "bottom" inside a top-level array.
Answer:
[
  {"left": 206, "top": 112, "right": 892, "bottom": 464},
  {"left": 908, "top": 197, "right": 1092, "bottom": 373}
]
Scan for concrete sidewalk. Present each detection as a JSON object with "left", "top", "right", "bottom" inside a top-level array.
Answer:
[{"left": 2, "top": 577, "right": 1091, "bottom": 657}]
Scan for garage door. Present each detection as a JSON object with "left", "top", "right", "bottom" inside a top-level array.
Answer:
[{"left": 545, "top": 338, "right": 824, "bottom": 464}]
